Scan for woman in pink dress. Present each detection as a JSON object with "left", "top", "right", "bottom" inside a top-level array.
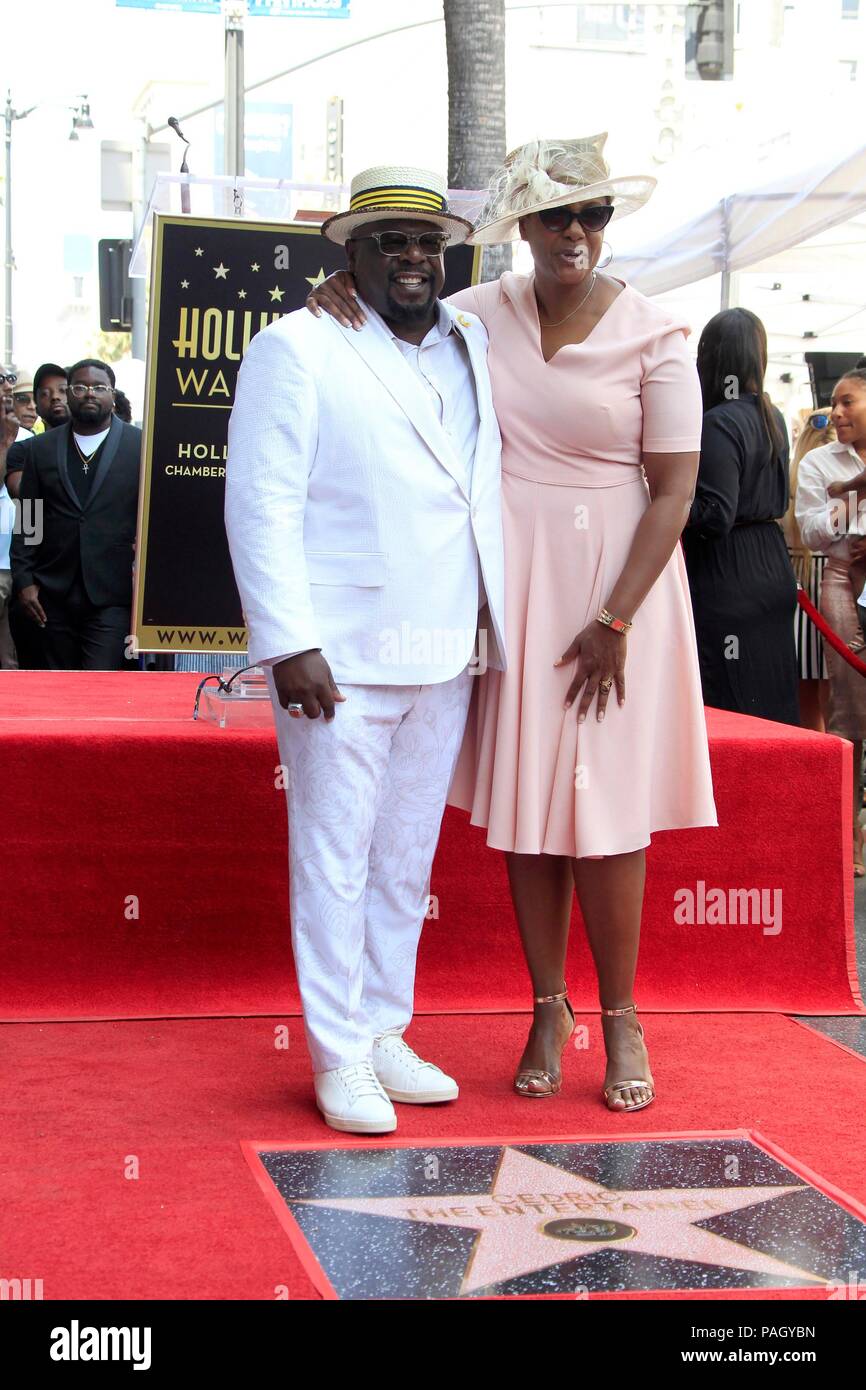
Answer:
[{"left": 308, "top": 136, "right": 717, "bottom": 1112}]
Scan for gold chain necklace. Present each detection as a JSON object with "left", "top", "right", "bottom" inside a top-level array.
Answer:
[
  {"left": 73, "top": 435, "right": 102, "bottom": 475},
  {"left": 536, "top": 270, "right": 597, "bottom": 329}
]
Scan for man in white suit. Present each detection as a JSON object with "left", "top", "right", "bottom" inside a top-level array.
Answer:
[{"left": 225, "top": 167, "right": 505, "bottom": 1134}]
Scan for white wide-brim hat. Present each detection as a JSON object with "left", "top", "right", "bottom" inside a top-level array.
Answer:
[
  {"left": 322, "top": 165, "right": 473, "bottom": 246},
  {"left": 469, "top": 134, "right": 656, "bottom": 245}
]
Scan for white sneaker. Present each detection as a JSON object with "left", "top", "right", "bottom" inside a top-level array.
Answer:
[
  {"left": 372, "top": 1032, "right": 459, "bottom": 1104},
  {"left": 314, "top": 1061, "right": 397, "bottom": 1134}
]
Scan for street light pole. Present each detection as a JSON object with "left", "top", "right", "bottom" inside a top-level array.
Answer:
[
  {"left": 3, "top": 92, "right": 91, "bottom": 367},
  {"left": 5, "top": 91, "right": 15, "bottom": 366},
  {"left": 224, "top": 2, "right": 245, "bottom": 178}
]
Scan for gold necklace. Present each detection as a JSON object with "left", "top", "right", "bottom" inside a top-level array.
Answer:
[
  {"left": 536, "top": 270, "right": 597, "bottom": 329},
  {"left": 73, "top": 435, "right": 101, "bottom": 474}
]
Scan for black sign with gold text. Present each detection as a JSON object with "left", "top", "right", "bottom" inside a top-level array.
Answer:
[{"left": 133, "top": 214, "right": 481, "bottom": 653}]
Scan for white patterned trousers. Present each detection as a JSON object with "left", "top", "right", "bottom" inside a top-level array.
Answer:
[{"left": 269, "top": 669, "right": 473, "bottom": 1073}]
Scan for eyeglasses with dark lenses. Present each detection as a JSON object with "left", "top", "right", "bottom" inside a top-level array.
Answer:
[
  {"left": 537, "top": 203, "right": 615, "bottom": 234},
  {"left": 0, "top": 373, "right": 18, "bottom": 384},
  {"left": 353, "top": 230, "right": 449, "bottom": 257},
  {"left": 808, "top": 412, "right": 831, "bottom": 430},
  {"left": 69, "top": 383, "right": 113, "bottom": 398}
]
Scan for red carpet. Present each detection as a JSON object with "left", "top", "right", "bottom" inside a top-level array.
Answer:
[
  {"left": 0, "top": 671, "right": 860, "bottom": 1018},
  {"left": 1, "top": 1011, "right": 864, "bottom": 1300}
]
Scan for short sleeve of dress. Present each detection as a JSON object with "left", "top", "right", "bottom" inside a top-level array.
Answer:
[
  {"left": 446, "top": 278, "right": 504, "bottom": 331},
  {"left": 640, "top": 323, "right": 704, "bottom": 454}
]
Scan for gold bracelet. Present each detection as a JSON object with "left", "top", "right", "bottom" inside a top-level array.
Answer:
[{"left": 597, "top": 607, "right": 632, "bottom": 635}]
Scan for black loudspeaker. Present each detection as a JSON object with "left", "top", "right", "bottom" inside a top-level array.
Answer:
[
  {"left": 805, "top": 352, "right": 865, "bottom": 407},
  {"left": 98, "top": 238, "right": 133, "bottom": 333}
]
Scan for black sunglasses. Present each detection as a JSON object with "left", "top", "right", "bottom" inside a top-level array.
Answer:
[
  {"left": 0, "top": 372, "right": 18, "bottom": 384},
  {"left": 537, "top": 203, "right": 615, "bottom": 235}
]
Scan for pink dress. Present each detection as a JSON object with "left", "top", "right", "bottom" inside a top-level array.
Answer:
[{"left": 447, "top": 272, "right": 717, "bottom": 857}]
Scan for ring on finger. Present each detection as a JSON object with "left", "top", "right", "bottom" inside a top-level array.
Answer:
[
  {"left": 287, "top": 702, "right": 304, "bottom": 717},
  {"left": 598, "top": 678, "right": 613, "bottom": 692}
]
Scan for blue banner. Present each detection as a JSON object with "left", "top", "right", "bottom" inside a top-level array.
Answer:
[
  {"left": 248, "top": 0, "right": 350, "bottom": 16},
  {"left": 116, "top": 1, "right": 222, "bottom": 12},
  {"left": 214, "top": 102, "right": 293, "bottom": 180},
  {"left": 117, "top": 0, "right": 351, "bottom": 14}
]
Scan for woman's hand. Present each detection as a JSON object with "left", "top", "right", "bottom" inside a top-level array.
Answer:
[
  {"left": 306, "top": 270, "right": 366, "bottom": 330},
  {"left": 555, "top": 621, "right": 626, "bottom": 723}
]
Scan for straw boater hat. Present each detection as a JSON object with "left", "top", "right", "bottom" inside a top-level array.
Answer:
[
  {"left": 470, "top": 133, "right": 656, "bottom": 245},
  {"left": 321, "top": 165, "right": 473, "bottom": 246}
]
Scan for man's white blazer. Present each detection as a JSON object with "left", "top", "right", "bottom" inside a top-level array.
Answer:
[{"left": 225, "top": 299, "right": 506, "bottom": 685}]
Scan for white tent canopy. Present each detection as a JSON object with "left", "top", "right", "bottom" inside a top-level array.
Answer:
[{"left": 609, "top": 141, "right": 866, "bottom": 304}]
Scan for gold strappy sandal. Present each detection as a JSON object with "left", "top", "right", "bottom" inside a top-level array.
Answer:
[
  {"left": 514, "top": 989, "right": 576, "bottom": 1098},
  {"left": 601, "top": 1004, "right": 655, "bottom": 1113}
]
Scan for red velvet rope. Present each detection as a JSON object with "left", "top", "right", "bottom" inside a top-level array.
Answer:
[{"left": 797, "top": 586, "right": 866, "bottom": 676}]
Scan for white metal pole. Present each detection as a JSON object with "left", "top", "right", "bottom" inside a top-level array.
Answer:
[
  {"left": 131, "top": 118, "right": 148, "bottom": 360},
  {"left": 224, "top": 3, "right": 245, "bottom": 179},
  {"left": 4, "top": 92, "right": 14, "bottom": 366}
]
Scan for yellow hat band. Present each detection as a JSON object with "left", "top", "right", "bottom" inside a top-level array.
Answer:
[{"left": 349, "top": 185, "right": 447, "bottom": 213}]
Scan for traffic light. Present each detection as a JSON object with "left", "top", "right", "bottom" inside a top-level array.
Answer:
[
  {"left": 98, "top": 238, "right": 133, "bottom": 332},
  {"left": 326, "top": 96, "right": 343, "bottom": 184},
  {"left": 685, "top": 0, "right": 735, "bottom": 81}
]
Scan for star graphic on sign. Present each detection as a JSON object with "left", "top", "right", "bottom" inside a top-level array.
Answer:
[
  {"left": 305, "top": 267, "right": 328, "bottom": 290},
  {"left": 250, "top": 262, "right": 260, "bottom": 272},
  {"left": 194, "top": 247, "right": 204, "bottom": 257},
  {"left": 213, "top": 262, "right": 229, "bottom": 279},
  {"left": 298, "top": 1147, "right": 824, "bottom": 1296},
  {"left": 238, "top": 289, "right": 247, "bottom": 300},
  {"left": 268, "top": 285, "right": 285, "bottom": 302},
  {"left": 180, "top": 279, "right": 189, "bottom": 289}
]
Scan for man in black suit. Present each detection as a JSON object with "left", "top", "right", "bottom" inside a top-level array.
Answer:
[
  {"left": 11, "top": 359, "right": 142, "bottom": 670},
  {"left": 5, "top": 362, "right": 70, "bottom": 502},
  {"left": 5, "top": 363, "right": 71, "bottom": 667}
]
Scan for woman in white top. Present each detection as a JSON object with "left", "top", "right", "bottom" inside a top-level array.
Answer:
[{"left": 795, "top": 368, "right": 866, "bottom": 874}]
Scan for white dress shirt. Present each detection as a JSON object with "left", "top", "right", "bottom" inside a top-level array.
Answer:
[
  {"left": 795, "top": 439, "right": 866, "bottom": 553},
  {"left": 367, "top": 298, "right": 480, "bottom": 498},
  {"left": 366, "top": 297, "right": 486, "bottom": 612},
  {"left": 264, "top": 299, "right": 487, "bottom": 666}
]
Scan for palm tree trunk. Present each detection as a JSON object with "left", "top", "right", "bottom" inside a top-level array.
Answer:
[{"left": 443, "top": 0, "right": 511, "bottom": 280}]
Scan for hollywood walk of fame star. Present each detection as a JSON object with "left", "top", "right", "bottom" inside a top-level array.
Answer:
[
  {"left": 180, "top": 279, "right": 189, "bottom": 289},
  {"left": 194, "top": 247, "right": 204, "bottom": 257},
  {"left": 213, "top": 263, "right": 229, "bottom": 279},
  {"left": 238, "top": 289, "right": 247, "bottom": 300},
  {"left": 306, "top": 267, "right": 328, "bottom": 290},
  {"left": 269, "top": 285, "right": 285, "bottom": 302},
  {"left": 250, "top": 262, "right": 260, "bottom": 272},
  {"left": 298, "top": 1147, "right": 826, "bottom": 1296}
]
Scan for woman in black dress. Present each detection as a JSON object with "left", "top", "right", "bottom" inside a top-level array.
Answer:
[{"left": 682, "top": 308, "right": 800, "bottom": 725}]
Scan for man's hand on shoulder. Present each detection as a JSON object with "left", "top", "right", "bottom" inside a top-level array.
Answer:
[{"left": 273, "top": 649, "right": 346, "bottom": 721}]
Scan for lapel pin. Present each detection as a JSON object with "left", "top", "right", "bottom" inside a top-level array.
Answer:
[{"left": 457, "top": 314, "right": 471, "bottom": 328}]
